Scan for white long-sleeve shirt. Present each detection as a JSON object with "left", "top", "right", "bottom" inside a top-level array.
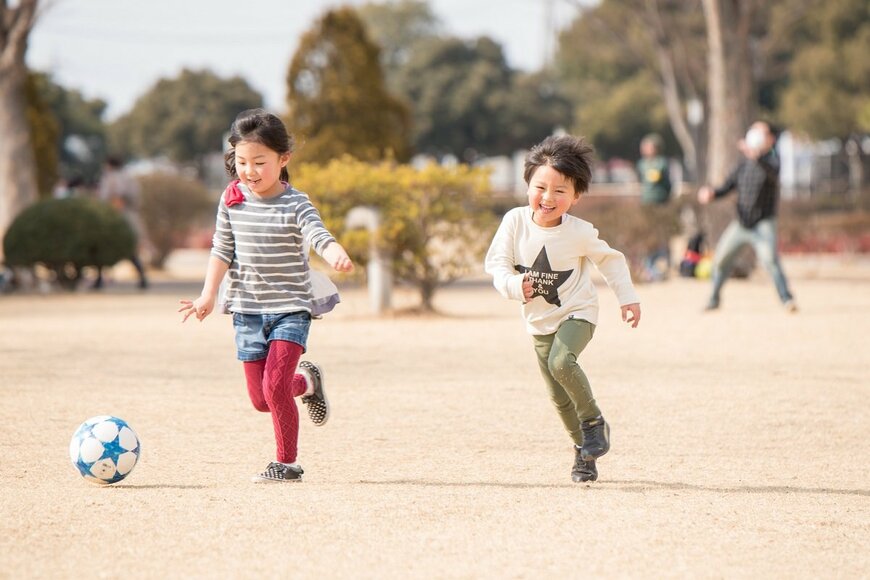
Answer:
[{"left": 485, "top": 207, "right": 639, "bottom": 335}]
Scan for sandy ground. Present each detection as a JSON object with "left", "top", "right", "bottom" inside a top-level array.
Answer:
[{"left": 1, "top": 253, "right": 868, "bottom": 579}]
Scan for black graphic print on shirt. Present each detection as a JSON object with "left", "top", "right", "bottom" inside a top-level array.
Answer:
[{"left": 514, "top": 246, "right": 573, "bottom": 306}]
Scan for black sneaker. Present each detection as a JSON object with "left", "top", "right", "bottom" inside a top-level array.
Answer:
[
  {"left": 299, "top": 361, "right": 329, "bottom": 426},
  {"left": 580, "top": 416, "right": 611, "bottom": 461},
  {"left": 252, "top": 462, "right": 303, "bottom": 483},
  {"left": 572, "top": 445, "right": 598, "bottom": 482}
]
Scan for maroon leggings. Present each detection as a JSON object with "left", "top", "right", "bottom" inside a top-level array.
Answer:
[{"left": 243, "top": 340, "right": 308, "bottom": 463}]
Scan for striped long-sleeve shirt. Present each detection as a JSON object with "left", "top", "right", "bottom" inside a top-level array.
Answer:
[{"left": 211, "top": 183, "right": 336, "bottom": 315}]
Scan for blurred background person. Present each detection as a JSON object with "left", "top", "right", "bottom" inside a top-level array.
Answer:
[
  {"left": 697, "top": 121, "right": 796, "bottom": 313},
  {"left": 94, "top": 156, "right": 148, "bottom": 289},
  {"left": 637, "top": 133, "right": 673, "bottom": 281}
]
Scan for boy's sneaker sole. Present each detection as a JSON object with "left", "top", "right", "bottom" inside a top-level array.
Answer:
[
  {"left": 299, "top": 361, "right": 329, "bottom": 426},
  {"left": 252, "top": 462, "right": 304, "bottom": 483}
]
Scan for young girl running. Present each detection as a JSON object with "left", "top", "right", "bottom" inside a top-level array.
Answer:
[
  {"left": 179, "top": 108, "right": 353, "bottom": 483},
  {"left": 485, "top": 135, "right": 641, "bottom": 483}
]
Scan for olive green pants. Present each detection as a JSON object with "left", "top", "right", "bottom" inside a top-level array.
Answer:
[{"left": 533, "top": 318, "right": 600, "bottom": 446}]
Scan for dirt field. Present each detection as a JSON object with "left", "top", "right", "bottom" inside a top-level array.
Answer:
[{"left": 1, "top": 254, "right": 868, "bottom": 578}]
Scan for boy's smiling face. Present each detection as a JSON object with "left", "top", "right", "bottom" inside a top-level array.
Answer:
[{"left": 527, "top": 165, "right": 579, "bottom": 227}]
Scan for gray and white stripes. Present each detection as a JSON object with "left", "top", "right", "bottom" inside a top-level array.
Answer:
[{"left": 211, "top": 184, "right": 336, "bottom": 314}]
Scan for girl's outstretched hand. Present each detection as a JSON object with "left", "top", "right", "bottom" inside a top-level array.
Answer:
[
  {"left": 178, "top": 295, "right": 215, "bottom": 323},
  {"left": 322, "top": 242, "right": 354, "bottom": 273},
  {"left": 621, "top": 303, "right": 641, "bottom": 328}
]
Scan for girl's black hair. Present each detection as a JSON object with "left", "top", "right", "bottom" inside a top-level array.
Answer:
[
  {"left": 224, "top": 108, "right": 295, "bottom": 182},
  {"left": 523, "top": 135, "right": 595, "bottom": 195}
]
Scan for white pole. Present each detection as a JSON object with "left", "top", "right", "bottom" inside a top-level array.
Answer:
[{"left": 345, "top": 206, "right": 392, "bottom": 315}]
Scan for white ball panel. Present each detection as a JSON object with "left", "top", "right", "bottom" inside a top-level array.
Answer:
[
  {"left": 85, "top": 415, "right": 111, "bottom": 426},
  {"left": 79, "top": 437, "right": 105, "bottom": 463},
  {"left": 118, "top": 427, "right": 138, "bottom": 451},
  {"left": 116, "top": 451, "right": 138, "bottom": 475},
  {"left": 69, "top": 437, "right": 81, "bottom": 463},
  {"left": 89, "top": 458, "right": 116, "bottom": 479},
  {"left": 91, "top": 420, "right": 120, "bottom": 442}
]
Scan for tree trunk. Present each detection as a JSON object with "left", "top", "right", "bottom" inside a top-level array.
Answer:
[
  {"left": 0, "top": 0, "right": 40, "bottom": 261},
  {"left": 701, "top": 0, "right": 758, "bottom": 275},
  {"left": 0, "top": 73, "right": 38, "bottom": 256},
  {"left": 655, "top": 51, "right": 699, "bottom": 184},
  {"left": 701, "top": 0, "right": 755, "bottom": 185},
  {"left": 418, "top": 278, "right": 436, "bottom": 313}
]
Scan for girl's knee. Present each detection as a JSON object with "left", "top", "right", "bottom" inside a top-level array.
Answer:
[{"left": 250, "top": 399, "right": 270, "bottom": 413}]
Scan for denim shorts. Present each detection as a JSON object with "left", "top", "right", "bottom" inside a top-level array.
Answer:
[{"left": 231, "top": 311, "right": 311, "bottom": 361}]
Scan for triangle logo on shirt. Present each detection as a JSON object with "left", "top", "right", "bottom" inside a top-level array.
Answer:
[{"left": 515, "top": 246, "right": 573, "bottom": 306}]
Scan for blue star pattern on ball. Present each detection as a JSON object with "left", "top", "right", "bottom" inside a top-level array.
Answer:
[
  {"left": 70, "top": 416, "right": 140, "bottom": 485},
  {"left": 515, "top": 246, "right": 573, "bottom": 306}
]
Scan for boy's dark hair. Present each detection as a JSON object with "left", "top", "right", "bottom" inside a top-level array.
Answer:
[
  {"left": 524, "top": 135, "right": 595, "bottom": 195},
  {"left": 224, "top": 108, "right": 295, "bottom": 182}
]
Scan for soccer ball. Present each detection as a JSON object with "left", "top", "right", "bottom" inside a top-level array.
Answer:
[{"left": 69, "top": 416, "right": 140, "bottom": 485}]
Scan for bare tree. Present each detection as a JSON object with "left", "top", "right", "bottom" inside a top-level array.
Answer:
[
  {"left": 643, "top": 0, "right": 705, "bottom": 182},
  {"left": 561, "top": 0, "right": 707, "bottom": 181},
  {"left": 701, "top": 0, "right": 757, "bottom": 183},
  {"left": 0, "top": 0, "right": 40, "bottom": 259},
  {"left": 561, "top": 0, "right": 774, "bottom": 184}
]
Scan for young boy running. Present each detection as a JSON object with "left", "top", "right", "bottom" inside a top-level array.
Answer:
[{"left": 485, "top": 135, "right": 641, "bottom": 483}]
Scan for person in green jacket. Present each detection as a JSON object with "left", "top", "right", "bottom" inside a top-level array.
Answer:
[{"left": 637, "top": 134, "right": 673, "bottom": 280}]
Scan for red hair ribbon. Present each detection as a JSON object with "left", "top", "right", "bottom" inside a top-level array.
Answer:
[{"left": 224, "top": 179, "right": 244, "bottom": 207}]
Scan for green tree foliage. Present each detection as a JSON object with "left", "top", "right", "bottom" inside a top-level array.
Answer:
[
  {"left": 109, "top": 69, "right": 262, "bottom": 166},
  {"left": 355, "top": 0, "right": 441, "bottom": 92},
  {"left": 570, "top": 70, "right": 673, "bottom": 160},
  {"left": 287, "top": 8, "right": 411, "bottom": 164},
  {"left": 3, "top": 198, "right": 134, "bottom": 290},
  {"left": 28, "top": 72, "right": 108, "bottom": 185},
  {"left": 501, "top": 71, "right": 573, "bottom": 150},
  {"left": 397, "top": 36, "right": 509, "bottom": 158},
  {"left": 555, "top": 0, "right": 705, "bottom": 161},
  {"left": 359, "top": 1, "right": 569, "bottom": 160},
  {"left": 24, "top": 73, "right": 60, "bottom": 197},
  {"left": 293, "top": 158, "right": 494, "bottom": 311},
  {"left": 138, "top": 173, "right": 215, "bottom": 269},
  {"left": 775, "top": 0, "right": 870, "bottom": 138},
  {"left": 397, "top": 36, "right": 570, "bottom": 159}
]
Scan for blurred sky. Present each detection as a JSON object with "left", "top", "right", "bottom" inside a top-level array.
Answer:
[{"left": 27, "top": 0, "right": 579, "bottom": 120}]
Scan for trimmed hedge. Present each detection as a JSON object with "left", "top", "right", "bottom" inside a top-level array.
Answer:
[{"left": 3, "top": 198, "right": 135, "bottom": 290}]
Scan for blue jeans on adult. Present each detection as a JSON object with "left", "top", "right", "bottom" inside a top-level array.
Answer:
[{"left": 708, "top": 218, "right": 794, "bottom": 306}]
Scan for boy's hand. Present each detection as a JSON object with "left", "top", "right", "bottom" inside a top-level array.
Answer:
[
  {"left": 522, "top": 273, "right": 534, "bottom": 302},
  {"left": 622, "top": 303, "right": 641, "bottom": 328},
  {"left": 178, "top": 295, "right": 215, "bottom": 322},
  {"left": 697, "top": 186, "right": 714, "bottom": 204},
  {"left": 322, "top": 242, "right": 354, "bottom": 273}
]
